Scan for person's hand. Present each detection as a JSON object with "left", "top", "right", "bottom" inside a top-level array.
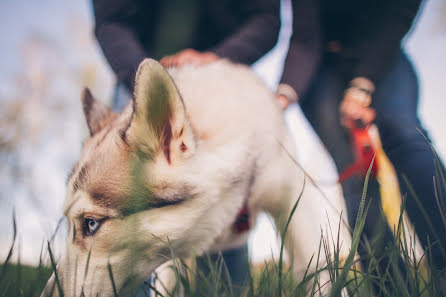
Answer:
[
  {"left": 339, "top": 87, "right": 376, "bottom": 129},
  {"left": 276, "top": 94, "right": 291, "bottom": 110},
  {"left": 160, "top": 49, "right": 219, "bottom": 68},
  {"left": 275, "top": 84, "right": 298, "bottom": 111}
]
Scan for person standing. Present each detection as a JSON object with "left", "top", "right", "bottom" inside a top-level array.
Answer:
[
  {"left": 277, "top": 0, "right": 446, "bottom": 289},
  {"left": 92, "top": 0, "right": 280, "bottom": 110}
]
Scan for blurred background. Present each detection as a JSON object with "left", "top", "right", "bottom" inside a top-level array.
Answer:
[{"left": 0, "top": 0, "right": 445, "bottom": 265}]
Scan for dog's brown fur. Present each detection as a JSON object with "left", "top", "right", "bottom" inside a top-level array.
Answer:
[{"left": 42, "top": 59, "right": 352, "bottom": 297}]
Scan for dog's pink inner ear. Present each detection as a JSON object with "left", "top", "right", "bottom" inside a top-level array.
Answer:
[
  {"left": 162, "top": 118, "right": 173, "bottom": 163},
  {"left": 127, "top": 59, "right": 196, "bottom": 162},
  {"left": 81, "top": 88, "right": 116, "bottom": 136},
  {"left": 129, "top": 59, "right": 187, "bottom": 147}
]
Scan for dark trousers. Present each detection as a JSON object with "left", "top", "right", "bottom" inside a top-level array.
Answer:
[
  {"left": 300, "top": 50, "right": 446, "bottom": 272},
  {"left": 195, "top": 245, "right": 250, "bottom": 296}
]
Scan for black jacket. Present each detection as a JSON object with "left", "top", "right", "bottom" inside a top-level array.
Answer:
[
  {"left": 281, "top": 0, "right": 423, "bottom": 98},
  {"left": 92, "top": 0, "right": 281, "bottom": 92}
]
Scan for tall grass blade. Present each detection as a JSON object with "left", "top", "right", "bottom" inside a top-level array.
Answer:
[
  {"left": 402, "top": 175, "right": 446, "bottom": 259},
  {"left": 47, "top": 242, "right": 64, "bottom": 297},
  {"left": 16, "top": 240, "right": 22, "bottom": 297},
  {"left": 433, "top": 161, "right": 446, "bottom": 228},
  {"left": 83, "top": 247, "right": 92, "bottom": 284},
  {"left": 145, "top": 281, "right": 165, "bottom": 297},
  {"left": 329, "top": 156, "right": 375, "bottom": 297},
  {"left": 310, "top": 235, "right": 323, "bottom": 297},
  {"left": 0, "top": 213, "right": 17, "bottom": 283},
  {"left": 277, "top": 177, "right": 305, "bottom": 297},
  {"left": 107, "top": 262, "right": 118, "bottom": 297}
]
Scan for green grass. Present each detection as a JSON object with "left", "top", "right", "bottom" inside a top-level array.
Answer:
[
  {"left": 0, "top": 264, "right": 52, "bottom": 297},
  {"left": 0, "top": 212, "right": 444, "bottom": 297},
  {"left": 2, "top": 160, "right": 446, "bottom": 297}
]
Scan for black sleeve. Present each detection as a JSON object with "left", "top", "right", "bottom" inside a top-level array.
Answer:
[
  {"left": 92, "top": 0, "right": 152, "bottom": 92},
  {"left": 210, "top": 0, "right": 281, "bottom": 65},
  {"left": 279, "top": 0, "right": 322, "bottom": 98},
  {"left": 351, "top": 0, "right": 422, "bottom": 83}
]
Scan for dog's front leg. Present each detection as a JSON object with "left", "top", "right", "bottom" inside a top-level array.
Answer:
[
  {"left": 152, "top": 259, "right": 187, "bottom": 297},
  {"left": 263, "top": 161, "right": 353, "bottom": 295}
]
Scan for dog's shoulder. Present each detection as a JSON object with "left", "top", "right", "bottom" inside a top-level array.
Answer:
[{"left": 167, "top": 61, "right": 283, "bottom": 145}]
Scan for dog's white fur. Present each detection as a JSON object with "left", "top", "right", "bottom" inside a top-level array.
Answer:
[{"left": 41, "top": 59, "right": 352, "bottom": 297}]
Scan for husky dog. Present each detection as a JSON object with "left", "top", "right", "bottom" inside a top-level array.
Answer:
[{"left": 41, "top": 59, "right": 352, "bottom": 297}]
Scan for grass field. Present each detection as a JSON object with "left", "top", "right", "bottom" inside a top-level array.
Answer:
[
  {"left": 0, "top": 264, "right": 52, "bottom": 297},
  {"left": 1, "top": 163, "right": 445, "bottom": 297}
]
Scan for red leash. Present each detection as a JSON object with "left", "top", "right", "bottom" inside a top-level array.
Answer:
[
  {"left": 338, "top": 120, "right": 378, "bottom": 183},
  {"left": 233, "top": 123, "right": 378, "bottom": 233},
  {"left": 233, "top": 203, "right": 251, "bottom": 234}
]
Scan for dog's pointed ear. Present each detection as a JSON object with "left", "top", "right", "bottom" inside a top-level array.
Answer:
[
  {"left": 81, "top": 88, "right": 116, "bottom": 136},
  {"left": 126, "top": 59, "right": 196, "bottom": 163}
]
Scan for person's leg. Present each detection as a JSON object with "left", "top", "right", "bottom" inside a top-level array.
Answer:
[
  {"left": 220, "top": 245, "right": 250, "bottom": 296},
  {"left": 135, "top": 245, "right": 249, "bottom": 297},
  {"left": 300, "top": 66, "right": 400, "bottom": 284},
  {"left": 195, "top": 245, "right": 249, "bottom": 296},
  {"left": 373, "top": 50, "right": 446, "bottom": 272},
  {"left": 301, "top": 67, "right": 385, "bottom": 227},
  {"left": 300, "top": 67, "right": 363, "bottom": 227}
]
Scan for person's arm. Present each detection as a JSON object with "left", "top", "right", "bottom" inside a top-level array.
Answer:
[
  {"left": 209, "top": 0, "right": 281, "bottom": 65},
  {"left": 350, "top": 0, "right": 422, "bottom": 83},
  {"left": 92, "top": 0, "right": 151, "bottom": 92},
  {"left": 339, "top": 0, "right": 422, "bottom": 127},
  {"left": 278, "top": 0, "right": 322, "bottom": 102}
]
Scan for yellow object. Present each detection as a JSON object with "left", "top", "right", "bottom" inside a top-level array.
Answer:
[{"left": 369, "top": 125, "right": 426, "bottom": 268}]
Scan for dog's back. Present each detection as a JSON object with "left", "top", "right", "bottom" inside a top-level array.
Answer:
[
  {"left": 168, "top": 61, "right": 288, "bottom": 147},
  {"left": 167, "top": 61, "right": 297, "bottom": 250}
]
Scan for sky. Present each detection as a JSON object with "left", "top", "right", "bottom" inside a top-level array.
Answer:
[{"left": 0, "top": 0, "right": 445, "bottom": 265}]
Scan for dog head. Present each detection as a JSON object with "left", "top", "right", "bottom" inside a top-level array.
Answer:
[{"left": 41, "top": 59, "right": 241, "bottom": 297}]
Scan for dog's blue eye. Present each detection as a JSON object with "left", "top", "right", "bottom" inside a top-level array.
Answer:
[
  {"left": 88, "top": 219, "right": 99, "bottom": 231},
  {"left": 83, "top": 218, "right": 101, "bottom": 236}
]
